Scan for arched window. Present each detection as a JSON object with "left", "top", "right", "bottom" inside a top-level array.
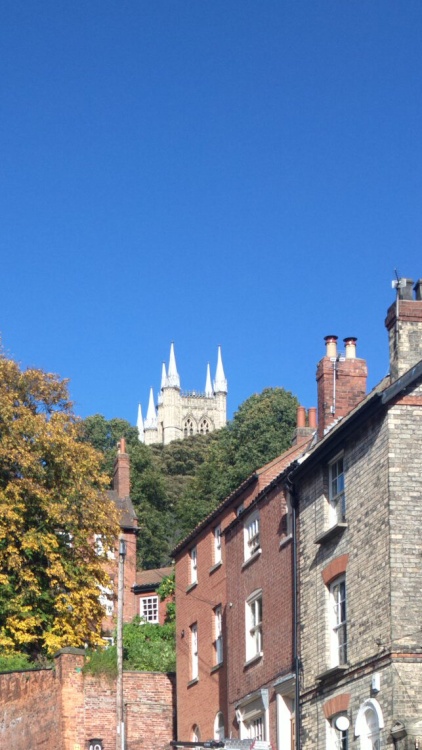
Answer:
[
  {"left": 184, "top": 418, "right": 195, "bottom": 437},
  {"left": 214, "top": 712, "right": 225, "bottom": 741},
  {"left": 199, "top": 418, "right": 210, "bottom": 434},
  {"left": 355, "top": 699, "right": 384, "bottom": 750}
]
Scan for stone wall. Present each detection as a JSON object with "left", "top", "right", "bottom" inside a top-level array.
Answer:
[{"left": 0, "top": 649, "right": 175, "bottom": 750}]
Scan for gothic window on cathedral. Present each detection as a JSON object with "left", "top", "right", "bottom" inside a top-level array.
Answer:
[
  {"left": 184, "top": 418, "right": 195, "bottom": 437},
  {"left": 199, "top": 419, "right": 209, "bottom": 434}
]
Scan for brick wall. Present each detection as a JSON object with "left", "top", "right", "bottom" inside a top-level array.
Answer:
[{"left": 0, "top": 650, "right": 175, "bottom": 750}]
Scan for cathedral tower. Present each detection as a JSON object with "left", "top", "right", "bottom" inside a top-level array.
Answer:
[{"left": 138, "top": 344, "right": 228, "bottom": 446}]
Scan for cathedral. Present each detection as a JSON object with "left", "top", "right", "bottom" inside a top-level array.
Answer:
[{"left": 137, "top": 344, "right": 227, "bottom": 445}]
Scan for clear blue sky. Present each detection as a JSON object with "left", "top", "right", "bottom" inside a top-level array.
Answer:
[{"left": 1, "top": 1, "right": 421, "bottom": 424}]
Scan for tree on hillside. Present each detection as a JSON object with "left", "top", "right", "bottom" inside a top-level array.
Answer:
[
  {"left": 0, "top": 354, "right": 120, "bottom": 657},
  {"left": 176, "top": 387, "right": 298, "bottom": 535},
  {"left": 80, "top": 413, "right": 139, "bottom": 479}
]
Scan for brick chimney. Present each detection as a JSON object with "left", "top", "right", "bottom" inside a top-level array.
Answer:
[
  {"left": 385, "top": 278, "right": 422, "bottom": 381},
  {"left": 113, "top": 437, "right": 130, "bottom": 499},
  {"left": 316, "top": 335, "right": 367, "bottom": 439},
  {"left": 292, "top": 405, "right": 317, "bottom": 445}
]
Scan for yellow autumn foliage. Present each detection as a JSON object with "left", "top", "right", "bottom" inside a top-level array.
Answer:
[{"left": 0, "top": 353, "right": 120, "bottom": 656}]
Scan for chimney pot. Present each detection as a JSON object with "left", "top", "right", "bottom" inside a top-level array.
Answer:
[
  {"left": 324, "top": 335, "right": 338, "bottom": 359},
  {"left": 414, "top": 279, "right": 422, "bottom": 301},
  {"left": 296, "top": 406, "right": 306, "bottom": 428},
  {"left": 119, "top": 437, "right": 127, "bottom": 454},
  {"left": 343, "top": 337, "right": 357, "bottom": 359},
  {"left": 398, "top": 278, "right": 414, "bottom": 300},
  {"left": 308, "top": 407, "right": 317, "bottom": 429}
]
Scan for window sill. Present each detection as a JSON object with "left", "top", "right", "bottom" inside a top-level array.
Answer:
[
  {"left": 279, "top": 534, "right": 292, "bottom": 549},
  {"left": 314, "top": 523, "right": 348, "bottom": 545},
  {"left": 186, "top": 581, "right": 198, "bottom": 593},
  {"left": 244, "top": 652, "right": 263, "bottom": 669},
  {"left": 187, "top": 677, "right": 199, "bottom": 688},
  {"left": 242, "top": 548, "right": 262, "bottom": 570},
  {"left": 211, "top": 662, "right": 223, "bottom": 674},
  {"left": 209, "top": 561, "right": 223, "bottom": 575},
  {"left": 316, "top": 664, "right": 348, "bottom": 682}
]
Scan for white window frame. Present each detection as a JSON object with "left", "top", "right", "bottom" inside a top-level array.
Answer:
[
  {"left": 190, "top": 622, "right": 198, "bottom": 680},
  {"left": 329, "top": 454, "right": 345, "bottom": 525},
  {"left": 244, "top": 511, "right": 260, "bottom": 560},
  {"left": 330, "top": 576, "right": 347, "bottom": 666},
  {"left": 246, "top": 590, "right": 263, "bottom": 661},
  {"left": 248, "top": 715, "right": 265, "bottom": 741},
  {"left": 190, "top": 546, "right": 198, "bottom": 584},
  {"left": 140, "top": 595, "right": 159, "bottom": 623},
  {"left": 214, "top": 712, "right": 225, "bottom": 741},
  {"left": 214, "top": 605, "right": 223, "bottom": 665},
  {"left": 213, "top": 525, "right": 222, "bottom": 565}
]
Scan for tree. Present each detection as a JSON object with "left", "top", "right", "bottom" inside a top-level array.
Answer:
[
  {"left": 0, "top": 354, "right": 120, "bottom": 657},
  {"left": 80, "top": 414, "right": 139, "bottom": 479},
  {"left": 176, "top": 387, "right": 298, "bottom": 535}
]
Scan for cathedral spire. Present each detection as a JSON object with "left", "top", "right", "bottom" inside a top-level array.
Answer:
[
  {"left": 161, "top": 362, "right": 167, "bottom": 389},
  {"left": 144, "top": 387, "right": 158, "bottom": 430},
  {"left": 205, "top": 363, "right": 213, "bottom": 397},
  {"left": 166, "top": 342, "right": 180, "bottom": 389},
  {"left": 137, "top": 403, "right": 145, "bottom": 442},
  {"left": 214, "top": 346, "right": 228, "bottom": 393}
]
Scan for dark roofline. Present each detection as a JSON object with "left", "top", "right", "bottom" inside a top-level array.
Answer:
[
  {"left": 133, "top": 583, "right": 161, "bottom": 594},
  {"left": 171, "top": 473, "right": 258, "bottom": 557}
]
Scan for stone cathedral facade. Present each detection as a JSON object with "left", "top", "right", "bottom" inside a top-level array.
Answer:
[{"left": 137, "top": 344, "right": 227, "bottom": 446}]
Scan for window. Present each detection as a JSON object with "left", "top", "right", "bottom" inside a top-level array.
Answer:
[
  {"left": 329, "top": 455, "right": 345, "bottom": 525},
  {"left": 99, "top": 585, "right": 114, "bottom": 617},
  {"left": 248, "top": 716, "right": 264, "bottom": 741},
  {"left": 190, "top": 623, "right": 198, "bottom": 680},
  {"left": 330, "top": 577, "right": 347, "bottom": 666},
  {"left": 327, "top": 716, "right": 349, "bottom": 750},
  {"left": 214, "top": 712, "right": 225, "bottom": 741},
  {"left": 192, "top": 726, "right": 201, "bottom": 742},
  {"left": 213, "top": 525, "right": 222, "bottom": 565},
  {"left": 140, "top": 595, "right": 159, "bottom": 623},
  {"left": 190, "top": 546, "right": 198, "bottom": 585},
  {"left": 184, "top": 418, "right": 195, "bottom": 437},
  {"left": 246, "top": 591, "right": 263, "bottom": 661},
  {"left": 214, "top": 605, "right": 223, "bottom": 665},
  {"left": 244, "top": 512, "right": 260, "bottom": 560},
  {"left": 199, "top": 419, "right": 210, "bottom": 434}
]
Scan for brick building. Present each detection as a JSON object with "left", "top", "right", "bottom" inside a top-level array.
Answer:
[
  {"left": 172, "top": 428, "right": 314, "bottom": 744},
  {"left": 174, "top": 277, "right": 422, "bottom": 750},
  {"left": 292, "top": 278, "right": 422, "bottom": 750}
]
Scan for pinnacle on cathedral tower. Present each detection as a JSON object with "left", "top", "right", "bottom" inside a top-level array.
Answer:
[
  {"left": 214, "top": 345, "right": 228, "bottom": 393},
  {"left": 144, "top": 387, "right": 158, "bottom": 431},
  {"left": 205, "top": 363, "right": 213, "bottom": 397},
  {"left": 137, "top": 403, "right": 144, "bottom": 443},
  {"left": 165, "top": 342, "right": 180, "bottom": 389}
]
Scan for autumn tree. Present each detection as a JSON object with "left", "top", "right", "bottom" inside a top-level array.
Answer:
[{"left": 0, "top": 354, "right": 120, "bottom": 657}]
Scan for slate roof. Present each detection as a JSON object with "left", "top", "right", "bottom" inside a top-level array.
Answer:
[{"left": 106, "top": 490, "right": 138, "bottom": 530}]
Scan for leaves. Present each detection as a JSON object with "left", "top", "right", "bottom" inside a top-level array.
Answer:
[{"left": 0, "top": 354, "right": 120, "bottom": 656}]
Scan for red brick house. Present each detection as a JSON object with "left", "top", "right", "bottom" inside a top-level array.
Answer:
[
  {"left": 172, "top": 424, "right": 314, "bottom": 745},
  {"left": 133, "top": 566, "right": 173, "bottom": 624}
]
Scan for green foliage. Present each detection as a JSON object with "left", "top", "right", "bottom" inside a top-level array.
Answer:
[
  {"left": 157, "top": 572, "right": 176, "bottom": 623},
  {"left": 84, "top": 618, "right": 176, "bottom": 675},
  {"left": 82, "top": 386, "right": 298, "bottom": 565},
  {"left": 0, "top": 652, "right": 40, "bottom": 672}
]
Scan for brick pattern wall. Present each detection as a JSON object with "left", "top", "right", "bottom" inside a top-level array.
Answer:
[
  {"left": 0, "top": 651, "right": 175, "bottom": 750},
  {"left": 225, "top": 484, "right": 294, "bottom": 743}
]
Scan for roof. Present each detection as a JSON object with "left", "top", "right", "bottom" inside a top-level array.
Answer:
[
  {"left": 171, "top": 434, "right": 313, "bottom": 557},
  {"left": 135, "top": 566, "right": 173, "bottom": 588},
  {"left": 107, "top": 490, "right": 138, "bottom": 530}
]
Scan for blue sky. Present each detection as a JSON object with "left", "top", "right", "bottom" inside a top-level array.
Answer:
[{"left": 1, "top": 1, "right": 422, "bottom": 424}]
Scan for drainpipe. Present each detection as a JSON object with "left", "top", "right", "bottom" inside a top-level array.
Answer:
[{"left": 287, "top": 476, "right": 301, "bottom": 750}]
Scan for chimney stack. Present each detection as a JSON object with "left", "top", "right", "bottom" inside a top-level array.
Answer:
[
  {"left": 385, "top": 278, "right": 422, "bottom": 380},
  {"left": 316, "top": 335, "right": 367, "bottom": 439},
  {"left": 113, "top": 438, "right": 130, "bottom": 499},
  {"left": 292, "top": 405, "right": 317, "bottom": 445}
]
